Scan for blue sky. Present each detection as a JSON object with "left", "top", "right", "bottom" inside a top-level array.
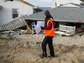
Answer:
[{"left": 23, "top": 0, "right": 52, "bottom": 7}]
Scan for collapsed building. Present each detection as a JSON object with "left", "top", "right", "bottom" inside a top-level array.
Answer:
[
  {"left": 1, "top": 3, "right": 84, "bottom": 36},
  {"left": 23, "top": 3, "right": 84, "bottom": 36}
]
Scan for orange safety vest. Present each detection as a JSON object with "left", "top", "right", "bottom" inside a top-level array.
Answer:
[{"left": 45, "top": 19, "right": 55, "bottom": 37}]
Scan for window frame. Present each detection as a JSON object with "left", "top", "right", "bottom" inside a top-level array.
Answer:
[{"left": 12, "top": 8, "right": 18, "bottom": 18}]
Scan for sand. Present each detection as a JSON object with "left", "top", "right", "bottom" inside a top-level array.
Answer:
[{"left": 0, "top": 34, "right": 84, "bottom": 63}]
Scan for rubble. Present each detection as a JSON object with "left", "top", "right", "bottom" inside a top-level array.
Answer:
[
  {"left": 0, "top": 17, "right": 32, "bottom": 35},
  {"left": 17, "top": 29, "right": 28, "bottom": 35},
  {"left": 0, "top": 32, "right": 2, "bottom": 36},
  {"left": 75, "top": 28, "right": 83, "bottom": 34},
  {"left": 2, "top": 30, "right": 14, "bottom": 36},
  {"left": 1, "top": 29, "right": 28, "bottom": 36}
]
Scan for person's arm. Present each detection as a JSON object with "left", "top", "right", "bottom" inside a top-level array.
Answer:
[{"left": 43, "top": 22, "right": 52, "bottom": 30}]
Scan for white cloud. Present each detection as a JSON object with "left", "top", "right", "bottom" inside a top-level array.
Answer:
[{"left": 39, "top": 0, "right": 52, "bottom": 3}]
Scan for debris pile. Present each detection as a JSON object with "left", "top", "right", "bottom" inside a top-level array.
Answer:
[{"left": 1, "top": 29, "right": 29, "bottom": 36}]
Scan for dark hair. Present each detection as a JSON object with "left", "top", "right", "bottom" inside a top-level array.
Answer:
[{"left": 45, "top": 15, "right": 54, "bottom": 27}]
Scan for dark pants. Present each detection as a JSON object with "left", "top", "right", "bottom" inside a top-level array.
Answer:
[{"left": 42, "top": 36, "right": 55, "bottom": 57}]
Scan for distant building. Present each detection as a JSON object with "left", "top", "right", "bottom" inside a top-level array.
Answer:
[
  {"left": 50, "top": 0, "right": 81, "bottom": 8},
  {"left": 0, "top": 0, "right": 34, "bottom": 25},
  {"left": 80, "top": 0, "right": 84, "bottom": 2},
  {"left": 80, "top": 0, "right": 84, "bottom": 6}
]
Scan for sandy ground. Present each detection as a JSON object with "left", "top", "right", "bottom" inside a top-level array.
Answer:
[{"left": 0, "top": 34, "right": 84, "bottom": 63}]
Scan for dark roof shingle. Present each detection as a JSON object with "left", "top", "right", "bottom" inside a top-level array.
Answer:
[{"left": 24, "top": 7, "right": 84, "bottom": 23}]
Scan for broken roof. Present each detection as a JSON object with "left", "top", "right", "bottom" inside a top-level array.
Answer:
[{"left": 23, "top": 7, "right": 84, "bottom": 23}]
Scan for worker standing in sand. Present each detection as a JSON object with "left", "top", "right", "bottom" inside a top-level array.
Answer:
[{"left": 40, "top": 10, "right": 55, "bottom": 57}]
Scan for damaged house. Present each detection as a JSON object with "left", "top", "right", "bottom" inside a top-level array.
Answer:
[
  {"left": 23, "top": 3, "right": 84, "bottom": 36},
  {"left": 0, "top": 0, "right": 41, "bottom": 31},
  {"left": 0, "top": 0, "right": 34, "bottom": 25},
  {"left": 1, "top": 0, "right": 84, "bottom": 36},
  {"left": 0, "top": 0, "right": 35, "bottom": 32},
  {"left": 0, "top": 0, "right": 51, "bottom": 34}
]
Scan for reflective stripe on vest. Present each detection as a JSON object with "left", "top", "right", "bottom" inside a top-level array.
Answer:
[
  {"left": 45, "top": 19, "right": 55, "bottom": 37},
  {"left": 51, "top": 28, "right": 54, "bottom": 30}
]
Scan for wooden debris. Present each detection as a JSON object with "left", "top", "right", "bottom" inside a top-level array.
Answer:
[
  {"left": 75, "top": 28, "right": 83, "bottom": 34},
  {"left": 26, "top": 25, "right": 32, "bottom": 34}
]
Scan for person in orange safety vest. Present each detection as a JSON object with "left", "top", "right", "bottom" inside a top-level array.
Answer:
[{"left": 40, "top": 10, "right": 55, "bottom": 58}]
